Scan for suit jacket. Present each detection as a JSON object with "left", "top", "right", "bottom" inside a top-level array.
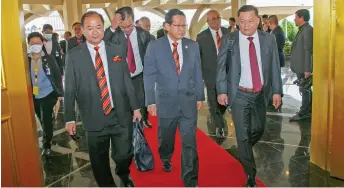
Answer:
[
  {"left": 104, "top": 26, "right": 152, "bottom": 63},
  {"left": 216, "top": 30, "right": 282, "bottom": 107},
  {"left": 67, "top": 35, "right": 86, "bottom": 52},
  {"left": 60, "top": 40, "right": 67, "bottom": 54},
  {"left": 196, "top": 27, "right": 230, "bottom": 88},
  {"left": 156, "top": 28, "right": 166, "bottom": 39},
  {"left": 42, "top": 38, "right": 63, "bottom": 70},
  {"left": 64, "top": 41, "right": 140, "bottom": 131},
  {"left": 228, "top": 25, "right": 239, "bottom": 32},
  {"left": 150, "top": 34, "right": 156, "bottom": 41},
  {"left": 290, "top": 23, "right": 313, "bottom": 73},
  {"left": 28, "top": 54, "right": 63, "bottom": 97},
  {"left": 271, "top": 26, "right": 286, "bottom": 67},
  {"left": 144, "top": 36, "right": 205, "bottom": 119}
]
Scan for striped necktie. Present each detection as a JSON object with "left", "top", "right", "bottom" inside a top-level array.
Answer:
[
  {"left": 94, "top": 46, "right": 113, "bottom": 115},
  {"left": 172, "top": 42, "right": 180, "bottom": 75},
  {"left": 216, "top": 31, "right": 221, "bottom": 49}
]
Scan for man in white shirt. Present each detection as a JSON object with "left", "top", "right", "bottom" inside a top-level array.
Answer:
[
  {"left": 196, "top": 10, "right": 230, "bottom": 138},
  {"left": 104, "top": 6, "right": 153, "bottom": 128},
  {"left": 216, "top": 5, "right": 282, "bottom": 187}
]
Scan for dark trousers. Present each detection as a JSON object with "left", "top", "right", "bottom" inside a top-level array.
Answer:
[
  {"left": 158, "top": 112, "right": 198, "bottom": 187},
  {"left": 297, "top": 73, "right": 312, "bottom": 115},
  {"left": 34, "top": 92, "right": 57, "bottom": 149},
  {"left": 87, "top": 110, "right": 133, "bottom": 187},
  {"left": 206, "top": 85, "right": 227, "bottom": 129},
  {"left": 131, "top": 73, "right": 148, "bottom": 121},
  {"left": 231, "top": 90, "right": 266, "bottom": 178}
]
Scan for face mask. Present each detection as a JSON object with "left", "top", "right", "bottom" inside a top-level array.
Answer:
[
  {"left": 30, "top": 44, "right": 43, "bottom": 54},
  {"left": 44, "top": 34, "right": 52, "bottom": 40}
]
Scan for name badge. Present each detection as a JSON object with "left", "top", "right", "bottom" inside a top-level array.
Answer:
[
  {"left": 46, "top": 65, "right": 51, "bottom": 75},
  {"left": 33, "top": 86, "right": 39, "bottom": 95}
]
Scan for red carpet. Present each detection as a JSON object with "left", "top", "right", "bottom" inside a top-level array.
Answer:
[{"left": 130, "top": 116, "right": 266, "bottom": 187}]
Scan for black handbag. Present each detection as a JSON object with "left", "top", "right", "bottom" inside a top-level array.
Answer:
[{"left": 132, "top": 120, "right": 154, "bottom": 172}]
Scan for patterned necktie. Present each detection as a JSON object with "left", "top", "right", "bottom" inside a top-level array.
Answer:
[
  {"left": 216, "top": 31, "right": 221, "bottom": 48},
  {"left": 94, "top": 46, "right": 113, "bottom": 115},
  {"left": 172, "top": 42, "right": 180, "bottom": 75},
  {"left": 247, "top": 37, "right": 262, "bottom": 91},
  {"left": 126, "top": 34, "right": 136, "bottom": 73}
]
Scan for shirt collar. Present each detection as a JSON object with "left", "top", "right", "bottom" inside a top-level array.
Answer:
[
  {"left": 87, "top": 40, "right": 105, "bottom": 50},
  {"left": 125, "top": 27, "right": 137, "bottom": 37},
  {"left": 209, "top": 27, "right": 221, "bottom": 34},
  {"left": 239, "top": 30, "right": 258, "bottom": 39},
  {"left": 167, "top": 34, "right": 182, "bottom": 47}
]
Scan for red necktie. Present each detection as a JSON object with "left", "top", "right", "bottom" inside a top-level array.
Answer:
[
  {"left": 77, "top": 38, "right": 82, "bottom": 45},
  {"left": 247, "top": 37, "right": 262, "bottom": 92},
  {"left": 216, "top": 31, "right": 221, "bottom": 48},
  {"left": 94, "top": 46, "right": 112, "bottom": 115},
  {"left": 126, "top": 34, "right": 136, "bottom": 73},
  {"left": 172, "top": 42, "right": 180, "bottom": 75}
]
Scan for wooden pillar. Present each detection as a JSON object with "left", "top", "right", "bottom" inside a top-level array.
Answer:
[
  {"left": 311, "top": 0, "right": 344, "bottom": 179},
  {"left": 62, "top": 0, "right": 83, "bottom": 31},
  {"left": 1, "top": 0, "right": 43, "bottom": 186},
  {"left": 231, "top": 0, "right": 246, "bottom": 18}
]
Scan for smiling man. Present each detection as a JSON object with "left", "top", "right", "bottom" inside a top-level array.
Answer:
[
  {"left": 216, "top": 5, "right": 282, "bottom": 187},
  {"left": 64, "top": 11, "right": 141, "bottom": 187}
]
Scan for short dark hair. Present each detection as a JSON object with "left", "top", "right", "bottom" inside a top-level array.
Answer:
[
  {"left": 72, "top": 22, "right": 81, "bottom": 28},
  {"left": 115, "top": 6, "right": 135, "bottom": 21},
  {"left": 165, "top": 9, "right": 185, "bottom": 25},
  {"left": 229, "top": 17, "right": 236, "bottom": 22},
  {"left": 262, "top": 14, "right": 269, "bottom": 19},
  {"left": 81, "top": 11, "right": 104, "bottom": 27},
  {"left": 237, "top": 5, "right": 259, "bottom": 17},
  {"left": 42, "top": 24, "right": 53, "bottom": 32},
  {"left": 64, "top": 31, "right": 72, "bottom": 37},
  {"left": 27, "top": 32, "right": 44, "bottom": 43},
  {"left": 295, "top": 9, "right": 310, "bottom": 22},
  {"left": 135, "top": 20, "right": 139, "bottom": 24},
  {"left": 268, "top": 15, "right": 279, "bottom": 25}
]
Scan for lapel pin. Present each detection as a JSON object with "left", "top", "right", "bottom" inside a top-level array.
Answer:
[{"left": 185, "top": 45, "right": 188, "bottom": 49}]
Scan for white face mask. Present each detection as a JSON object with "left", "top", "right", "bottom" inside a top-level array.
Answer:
[
  {"left": 44, "top": 34, "right": 52, "bottom": 40},
  {"left": 30, "top": 44, "right": 43, "bottom": 54}
]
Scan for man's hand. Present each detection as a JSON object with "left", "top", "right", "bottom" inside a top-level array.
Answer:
[
  {"left": 217, "top": 94, "right": 228, "bottom": 106},
  {"left": 197, "top": 101, "right": 203, "bottom": 110},
  {"left": 305, "top": 72, "right": 311, "bottom": 78},
  {"left": 133, "top": 109, "right": 142, "bottom": 122},
  {"left": 111, "top": 13, "right": 123, "bottom": 30},
  {"left": 148, "top": 104, "right": 157, "bottom": 116},
  {"left": 58, "top": 97, "right": 63, "bottom": 101},
  {"left": 65, "top": 122, "right": 76, "bottom": 135},
  {"left": 273, "top": 94, "right": 282, "bottom": 109}
]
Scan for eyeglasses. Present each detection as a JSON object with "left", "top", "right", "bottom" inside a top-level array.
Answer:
[{"left": 170, "top": 24, "right": 188, "bottom": 28}]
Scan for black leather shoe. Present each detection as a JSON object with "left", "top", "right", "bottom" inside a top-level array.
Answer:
[
  {"left": 120, "top": 176, "right": 134, "bottom": 187},
  {"left": 289, "top": 113, "right": 311, "bottom": 122},
  {"left": 143, "top": 120, "right": 152, "bottom": 128},
  {"left": 245, "top": 175, "right": 256, "bottom": 187},
  {"left": 162, "top": 162, "right": 172, "bottom": 172},
  {"left": 42, "top": 148, "right": 52, "bottom": 156},
  {"left": 216, "top": 128, "right": 225, "bottom": 138}
]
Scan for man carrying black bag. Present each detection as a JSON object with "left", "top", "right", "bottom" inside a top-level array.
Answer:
[{"left": 132, "top": 120, "right": 154, "bottom": 172}]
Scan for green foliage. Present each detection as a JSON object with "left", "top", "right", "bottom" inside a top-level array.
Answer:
[
  {"left": 281, "top": 19, "right": 298, "bottom": 42},
  {"left": 284, "top": 40, "right": 292, "bottom": 56}
]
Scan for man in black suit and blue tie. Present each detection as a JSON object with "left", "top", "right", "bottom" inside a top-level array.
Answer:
[
  {"left": 64, "top": 11, "right": 141, "bottom": 187},
  {"left": 144, "top": 9, "right": 205, "bottom": 187}
]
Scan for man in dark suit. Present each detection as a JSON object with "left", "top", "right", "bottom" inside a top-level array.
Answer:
[
  {"left": 269, "top": 15, "right": 286, "bottom": 67},
  {"left": 228, "top": 17, "right": 239, "bottom": 32},
  {"left": 157, "top": 22, "right": 167, "bottom": 39},
  {"left": 67, "top": 22, "right": 86, "bottom": 51},
  {"left": 216, "top": 5, "right": 282, "bottom": 187},
  {"left": 290, "top": 9, "right": 313, "bottom": 121},
  {"left": 27, "top": 32, "right": 63, "bottom": 156},
  {"left": 64, "top": 11, "right": 141, "bottom": 187},
  {"left": 42, "top": 24, "right": 64, "bottom": 75},
  {"left": 144, "top": 9, "right": 205, "bottom": 187},
  {"left": 139, "top": 16, "right": 156, "bottom": 41},
  {"left": 196, "top": 10, "right": 229, "bottom": 138},
  {"left": 60, "top": 31, "right": 71, "bottom": 54},
  {"left": 104, "top": 6, "right": 153, "bottom": 128}
]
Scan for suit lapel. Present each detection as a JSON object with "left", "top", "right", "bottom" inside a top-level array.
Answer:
[
  {"left": 258, "top": 31, "right": 268, "bottom": 84},
  {"left": 80, "top": 44, "right": 98, "bottom": 83},
  {"left": 234, "top": 31, "right": 241, "bottom": 67},
  {"left": 181, "top": 38, "right": 188, "bottom": 76},
  {"left": 163, "top": 36, "right": 177, "bottom": 76},
  {"left": 206, "top": 28, "right": 217, "bottom": 53},
  {"left": 136, "top": 28, "right": 145, "bottom": 60}
]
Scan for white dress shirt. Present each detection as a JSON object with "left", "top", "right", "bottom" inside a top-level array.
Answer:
[
  {"left": 238, "top": 31, "right": 264, "bottom": 88},
  {"left": 44, "top": 40, "right": 53, "bottom": 55},
  {"left": 87, "top": 40, "right": 114, "bottom": 107},
  {"left": 209, "top": 27, "right": 223, "bottom": 54},
  {"left": 124, "top": 27, "right": 144, "bottom": 77},
  {"left": 167, "top": 34, "right": 184, "bottom": 70}
]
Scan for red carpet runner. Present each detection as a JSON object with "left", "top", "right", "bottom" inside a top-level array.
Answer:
[{"left": 130, "top": 116, "right": 266, "bottom": 187}]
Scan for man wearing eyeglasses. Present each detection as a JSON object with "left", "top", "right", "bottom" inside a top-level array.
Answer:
[
  {"left": 104, "top": 6, "right": 153, "bottom": 128},
  {"left": 196, "top": 10, "right": 229, "bottom": 138},
  {"left": 144, "top": 9, "right": 204, "bottom": 187}
]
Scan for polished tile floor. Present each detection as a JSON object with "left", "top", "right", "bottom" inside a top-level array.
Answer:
[{"left": 38, "top": 60, "right": 344, "bottom": 187}]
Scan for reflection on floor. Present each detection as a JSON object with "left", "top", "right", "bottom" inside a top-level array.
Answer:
[{"left": 38, "top": 60, "right": 344, "bottom": 187}]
